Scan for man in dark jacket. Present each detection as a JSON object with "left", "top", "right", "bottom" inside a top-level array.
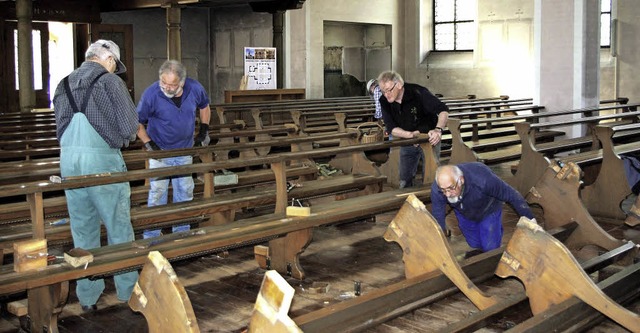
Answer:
[
  {"left": 431, "top": 163, "right": 535, "bottom": 253},
  {"left": 378, "top": 70, "right": 448, "bottom": 188}
]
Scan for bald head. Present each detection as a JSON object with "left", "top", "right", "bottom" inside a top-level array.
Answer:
[{"left": 435, "top": 165, "right": 464, "bottom": 197}]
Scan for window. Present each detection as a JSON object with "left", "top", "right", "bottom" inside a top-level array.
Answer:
[
  {"left": 13, "top": 29, "right": 43, "bottom": 90},
  {"left": 600, "top": 0, "right": 611, "bottom": 47},
  {"left": 433, "top": 0, "right": 477, "bottom": 51}
]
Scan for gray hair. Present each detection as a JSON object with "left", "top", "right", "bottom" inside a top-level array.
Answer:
[
  {"left": 159, "top": 60, "right": 187, "bottom": 83},
  {"left": 377, "top": 70, "right": 404, "bottom": 86}
]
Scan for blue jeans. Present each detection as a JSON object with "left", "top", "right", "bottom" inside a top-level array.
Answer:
[
  {"left": 398, "top": 142, "right": 441, "bottom": 189},
  {"left": 143, "top": 156, "right": 194, "bottom": 238},
  {"left": 454, "top": 209, "right": 503, "bottom": 252}
]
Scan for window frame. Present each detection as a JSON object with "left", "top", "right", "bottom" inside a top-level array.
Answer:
[
  {"left": 600, "top": 0, "right": 611, "bottom": 48},
  {"left": 432, "top": 0, "right": 476, "bottom": 52}
]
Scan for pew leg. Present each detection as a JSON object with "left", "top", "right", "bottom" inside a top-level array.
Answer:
[
  {"left": 27, "top": 281, "right": 69, "bottom": 333},
  {"left": 129, "top": 251, "right": 200, "bottom": 333},
  {"left": 495, "top": 217, "right": 640, "bottom": 332},
  {"left": 383, "top": 195, "right": 499, "bottom": 310},
  {"left": 262, "top": 229, "right": 313, "bottom": 280},
  {"left": 202, "top": 210, "right": 236, "bottom": 226}
]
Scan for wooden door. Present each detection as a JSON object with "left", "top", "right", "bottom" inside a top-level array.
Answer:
[{"left": 76, "top": 23, "right": 134, "bottom": 100}]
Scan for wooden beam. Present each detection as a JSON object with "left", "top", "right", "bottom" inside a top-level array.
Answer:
[{"left": 0, "top": 0, "right": 101, "bottom": 23}]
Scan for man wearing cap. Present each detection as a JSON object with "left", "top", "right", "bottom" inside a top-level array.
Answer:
[
  {"left": 53, "top": 39, "right": 139, "bottom": 312},
  {"left": 136, "top": 60, "right": 211, "bottom": 239},
  {"left": 377, "top": 70, "right": 449, "bottom": 188}
]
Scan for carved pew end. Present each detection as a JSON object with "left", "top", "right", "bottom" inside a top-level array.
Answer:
[
  {"left": 247, "top": 270, "right": 301, "bottom": 333},
  {"left": 129, "top": 251, "right": 200, "bottom": 333}
]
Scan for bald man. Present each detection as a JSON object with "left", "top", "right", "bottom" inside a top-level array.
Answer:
[{"left": 431, "top": 162, "right": 534, "bottom": 253}]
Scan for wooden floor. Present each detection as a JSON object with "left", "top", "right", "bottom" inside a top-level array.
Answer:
[{"left": 0, "top": 166, "right": 639, "bottom": 332}]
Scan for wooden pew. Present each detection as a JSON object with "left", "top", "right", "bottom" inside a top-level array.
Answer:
[
  {"left": 0, "top": 126, "right": 379, "bottom": 227},
  {"left": 0, "top": 135, "right": 437, "bottom": 254},
  {"left": 294, "top": 196, "right": 633, "bottom": 332},
  {"left": 215, "top": 97, "right": 374, "bottom": 127},
  {"left": 446, "top": 105, "right": 561, "bottom": 165},
  {"left": 449, "top": 103, "right": 640, "bottom": 166},
  {"left": 495, "top": 218, "right": 640, "bottom": 333},
  {"left": 0, "top": 182, "right": 434, "bottom": 331},
  {"left": 511, "top": 104, "right": 640, "bottom": 196},
  {"left": 525, "top": 161, "right": 628, "bottom": 251},
  {"left": 578, "top": 123, "right": 640, "bottom": 221}
]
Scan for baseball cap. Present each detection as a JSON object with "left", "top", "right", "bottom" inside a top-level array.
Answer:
[
  {"left": 86, "top": 39, "right": 127, "bottom": 74},
  {"left": 366, "top": 79, "right": 377, "bottom": 96}
]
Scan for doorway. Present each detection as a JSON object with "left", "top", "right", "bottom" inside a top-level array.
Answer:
[{"left": 2, "top": 21, "right": 50, "bottom": 112}]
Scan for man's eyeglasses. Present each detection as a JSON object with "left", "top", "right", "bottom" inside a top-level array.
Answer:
[
  {"left": 382, "top": 82, "right": 397, "bottom": 95},
  {"left": 439, "top": 178, "right": 460, "bottom": 194}
]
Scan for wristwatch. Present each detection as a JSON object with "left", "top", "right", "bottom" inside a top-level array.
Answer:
[{"left": 435, "top": 127, "right": 444, "bottom": 132}]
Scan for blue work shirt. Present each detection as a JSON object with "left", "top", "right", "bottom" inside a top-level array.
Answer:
[{"left": 137, "top": 77, "right": 210, "bottom": 149}]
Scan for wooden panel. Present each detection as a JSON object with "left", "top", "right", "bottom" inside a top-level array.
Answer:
[{"left": 224, "top": 88, "right": 305, "bottom": 103}]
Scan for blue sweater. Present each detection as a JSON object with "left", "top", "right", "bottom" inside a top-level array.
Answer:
[{"left": 431, "top": 162, "right": 534, "bottom": 229}]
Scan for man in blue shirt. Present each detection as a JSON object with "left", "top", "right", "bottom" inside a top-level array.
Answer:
[
  {"left": 431, "top": 163, "right": 535, "bottom": 253},
  {"left": 137, "top": 60, "right": 211, "bottom": 239}
]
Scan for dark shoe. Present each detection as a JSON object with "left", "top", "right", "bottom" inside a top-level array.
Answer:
[
  {"left": 81, "top": 304, "right": 97, "bottom": 313},
  {"left": 464, "top": 249, "right": 484, "bottom": 259}
]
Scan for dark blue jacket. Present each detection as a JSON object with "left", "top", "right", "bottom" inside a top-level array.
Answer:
[{"left": 431, "top": 162, "right": 534, "bottom": 229}]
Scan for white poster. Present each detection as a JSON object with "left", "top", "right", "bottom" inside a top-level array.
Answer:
[{"left": 244, "top": 47, "right": 277, "bottom": 90}]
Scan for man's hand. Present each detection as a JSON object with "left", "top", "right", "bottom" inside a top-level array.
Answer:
[
  {"left": 144, "top": 140, "right": 160, "bottom": 151},
  {"left": 194, "top": 123, "right": 210, "bottom": 147},
  {"left": 428, "top": 128, "right": 442, "bottom": 145}
]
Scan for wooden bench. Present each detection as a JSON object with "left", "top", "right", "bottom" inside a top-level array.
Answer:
[
  {"left": 0, "top": 176, "right": 434, "bottom": 332},
  {"left": 215, "top": 97, "right": 374, "bottom": 127},
  {"left": 448, "top": 103, "right": 640, "bottom": 166},
  {"left": 0, "top": 134, "right": 438, "bottom": 254},
  {"left": 495, "top": 218, "right": 640, "bottom": 332},
  {"left": 577, "top": 123, "right": 640, "bottom": 221},
  {"left": 294, "top": 195, "right": 634, "bottom": 332},
  {"left": 446, "top": 106, "right": 562, "bottom": 165},
  {"left": 510, "top": 103, "right": 640, "bottom": 196}
]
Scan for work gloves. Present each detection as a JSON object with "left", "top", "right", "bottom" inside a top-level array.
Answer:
[
  {"left": 144, "top": 140, "right": 161, "bottom": 151},
  {"left": 194, "top": 123, "right": 210, "bottom": 147}
]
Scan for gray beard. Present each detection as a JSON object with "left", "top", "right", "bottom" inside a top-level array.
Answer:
[
  {"left": 161, "top": 86, "right": 182, "bottom": 98},
  {"left": 447, "top": 196, "right": 461, "bottom": 204}
]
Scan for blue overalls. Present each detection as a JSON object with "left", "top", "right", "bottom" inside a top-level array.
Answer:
[{"left": 60, "top": 113, "right": 139, "bottom": 306}]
